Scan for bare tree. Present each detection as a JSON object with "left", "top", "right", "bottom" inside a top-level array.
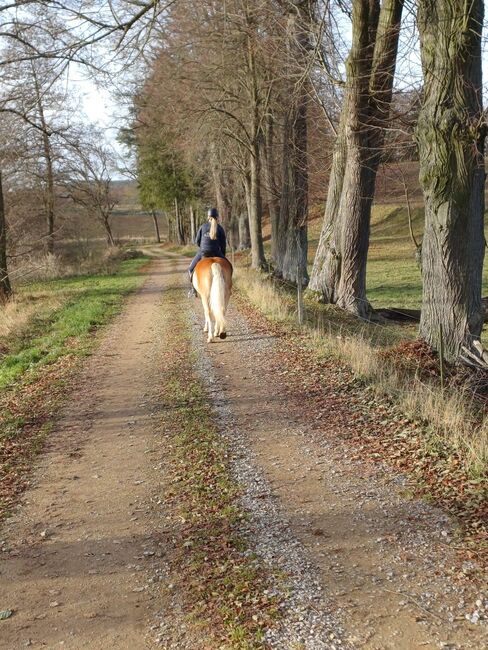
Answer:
[
  {"left": 0, "top": 169, "right": 12, "bottom": 301},
  {"left": 66, "top": 137, "right": 119, "bottom": 247}
]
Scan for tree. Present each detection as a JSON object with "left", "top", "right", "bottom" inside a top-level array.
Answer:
[
  {"left": 273, "top": 0, "right": 315, "bottom": 285},
  {"left": 66, "top": 137, "right": 120, "bottom": 247},
  {"left": 416, "top": 0, "right": 486, "bottom": 363},
  {"left": 309, "top": 0, "right": 404, "bottom": 317},
  {"left": 0, "top": 170, "right": 12, "bottom": 301}
]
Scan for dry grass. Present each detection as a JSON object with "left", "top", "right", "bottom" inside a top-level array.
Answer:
[
  {"left": 0, "top": 291, "right": 65, "bottom": 339},
  {"left": 1, "top": 247, "right": 145, "bottom": 346},
  {"left": 235, "top": 266, "right": 488, "bottom": 479}
]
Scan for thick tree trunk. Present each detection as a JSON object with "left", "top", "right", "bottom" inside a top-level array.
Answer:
[
  {"left": 238, "top": 211, "right": 251, "bottom": 250},
  {"left": 0, "top": 170, "right": 12, "bottom": 303},
  {"left": 151, "top": 210, "right": 161, "bottom": 243},
  {"left": 309, "top": 0, "right": 403, "bottom": 316},
  {"left": 308, "top": 122, "right": 348, "bottom": 299},
  {"left": 249, "top": 144, "right": 266, "bottom": 268},
  {"left": 276, "top": 4, "right": 312, "bottom": 285},
  {"left": 261, "top": 113, "right": 280, "bottom": 264},
  {"left": 416, "top": 0, "right": 486, "bottom": 362}
]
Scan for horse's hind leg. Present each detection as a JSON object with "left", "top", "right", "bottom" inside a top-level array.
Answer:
[{"left": 201, "top": 298, "right": 213, "bottom": 342}]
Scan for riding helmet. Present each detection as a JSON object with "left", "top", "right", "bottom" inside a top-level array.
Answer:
[{"left": 208, "top": 207, "right": 219, "bottom": 218}]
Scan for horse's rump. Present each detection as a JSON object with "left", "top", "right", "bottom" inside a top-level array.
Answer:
[{"left": 193, "top": 257, "right": 232, "bottom": 341}]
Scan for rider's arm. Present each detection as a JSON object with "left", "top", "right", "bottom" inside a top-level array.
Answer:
[{"left": 196, "top": 225, "right": 203, "bottom": 247}]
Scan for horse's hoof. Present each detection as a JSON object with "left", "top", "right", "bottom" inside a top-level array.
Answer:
[{"left": 219, "top": 332, "right": 227, "bottom": 339}]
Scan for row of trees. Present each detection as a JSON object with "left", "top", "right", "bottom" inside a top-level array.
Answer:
[
  {"left": 128, "top": 0, "right": 487, "bottom": 365},
  {"left": 0, "top": 1, "right": 177, "bottom": 300}
]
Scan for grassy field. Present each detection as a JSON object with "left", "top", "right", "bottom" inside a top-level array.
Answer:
[{"left": 0, "top": 257, "right": 149, "bottom": 390}]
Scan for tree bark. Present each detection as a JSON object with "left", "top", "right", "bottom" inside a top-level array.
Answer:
[
  {"left": 210, "top": 145, "right": 230, "bottom": 235},
  {"left": 308, "top": 115, "right": 348, "bottom": 299},
  {"left": 275, "top": 3, "right": 312, "bottom": 285},
  {"left": 189, "top": 205, "right": 196, "bottom": 243},
  {"left": 240, "top": 173, "right": 253, "bottom": 250},
  {"left": 309, "top": 0, "right": 403, "bottom": 316},
  {"left": 246, "top": 13, "right": 266, "bottom": 270},
  {"left": 174, "top": 197, "right": 185, "bottom": 245},
  {"left": 102, "top": 212, "right": 116, "bottom": 247},
  {"left": 261, "top": 112, "right": 280, "bottom": 264},
  {"left": 0, "top": 170, "right": 12, "bottom": 303},
  {"left": 416, "top": 0, "right": 486, "bottom": 362},
  {"left": 249, "top": 143, "right": 266, "bottom": 267},
  {"left": 151, "top": 210, "right": 161, "bottom": 243}
]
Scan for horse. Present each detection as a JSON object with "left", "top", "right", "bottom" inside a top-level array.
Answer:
[{"left": 192, "top": 257, "right": 233, "bottom": 342}]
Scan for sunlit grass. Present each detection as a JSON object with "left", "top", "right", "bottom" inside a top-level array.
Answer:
[{"left": 0, "top": 257, "right": 149, "bottom": 391}]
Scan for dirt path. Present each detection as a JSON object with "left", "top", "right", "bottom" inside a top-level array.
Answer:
[
  {"left": 194, "top": 268, "right": 487, "bottom": 649},
  {"left": 0, "top": 260, "right": 171, "bottom": 649},
  {"left": 1, "top": 253, "right": 486, "bottom": 649}
]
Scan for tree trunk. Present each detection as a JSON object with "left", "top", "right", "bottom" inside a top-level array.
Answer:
[
  {"left": 309, "top": 0, "right": 403, "bottom": 316},
  {"left": 246, "top": 15, "right": 266, "bottom": 270},
  {"left": 189, "top": 205, "right": 196, "bottom": 243},
  {"left": 261, "top": 113, "right": 280, "bottom": 264},
  {"left": 238, "top": 212, "right": 251, "bottom": 250},
  {"left": 416, "top": 0, "right": 485, "bottom": 362},
  {"left": 210, "top": 144, "right": 232, "bottom": 239},
  {"left": 32, "top": 64, "right": 55, "bottom": 255},
  {"left": 0, "top": 170, "right": 12, "bottom": 303},
  {"left": 248, "top": 144, "right": 266, "bottom": 268},
  {"left": 276, "top": 3, "right": 312, "bottom": 285},
  {"left": 174, "top": 197, "right": 184, "bottom": 245},
  {"left": 151, "top": 210, "right": 161, "bottom": 243},
  {"left": 307, "top": 119, "right": 348, "bottom": 299},
  {"left": 102, "top": 213, "right": 116, "bottom": 247}
]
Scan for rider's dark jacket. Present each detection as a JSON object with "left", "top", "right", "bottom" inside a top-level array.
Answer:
[{"left": 196, "top": 222, "right": 226, "bottom": 257}]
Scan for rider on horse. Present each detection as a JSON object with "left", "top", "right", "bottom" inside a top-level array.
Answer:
[{"left": 188, "top": 207, "right": 227, "bottom": 296}]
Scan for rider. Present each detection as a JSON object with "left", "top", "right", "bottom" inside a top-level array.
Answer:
[{"left": 188, "top": 207, "right": 227, "bottom": 295}]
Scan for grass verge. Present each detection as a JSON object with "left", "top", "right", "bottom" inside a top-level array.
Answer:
[
  {"left": 156, "top": 287, "right": 279, "bottom": 649},
  {"left": 0, "top": 257, "right": 150, "bottom": 521}
]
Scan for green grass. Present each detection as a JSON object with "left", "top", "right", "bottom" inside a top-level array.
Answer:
[
  {"left": 307, "top": 202, "right": 488, "bottom": 311},
  {"left": 0, "top": 257, "right": 149, "bottom": 391}
]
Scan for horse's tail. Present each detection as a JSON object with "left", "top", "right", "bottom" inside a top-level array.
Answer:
[{"left": 209, "top": 262, "right": 226, "bottom": 334}]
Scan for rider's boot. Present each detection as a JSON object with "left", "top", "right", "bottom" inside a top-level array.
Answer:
[{"left": 188, "top": 272, "right": 198, "bottom": 298}]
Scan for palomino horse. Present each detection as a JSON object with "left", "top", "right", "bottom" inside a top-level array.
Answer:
[{"left": 192, "top": 257, "right": 233, "bottom": 342}]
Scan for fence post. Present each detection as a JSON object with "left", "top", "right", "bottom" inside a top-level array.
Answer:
[
  {"left": 439, "top": 323, "right": 445, "bottom": 391},
  {"left": 297, "top": 261, "right": 304, "bottom": 327}
]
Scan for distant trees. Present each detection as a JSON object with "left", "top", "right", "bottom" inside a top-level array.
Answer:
[
  {"left": 0, "top": 0, "right": 178, "bottom": 295},
  {"left": 64, "top": 135, "right": 120, "bottom": 247}
]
